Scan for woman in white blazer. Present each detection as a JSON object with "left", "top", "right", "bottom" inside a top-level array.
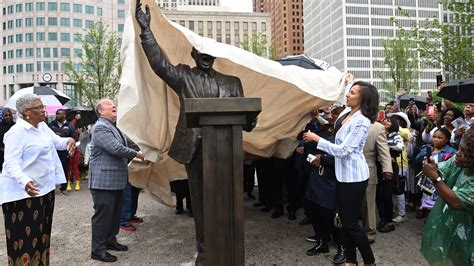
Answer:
[{"left": 304, "top": 80, "right": 379, "bottom": 266}]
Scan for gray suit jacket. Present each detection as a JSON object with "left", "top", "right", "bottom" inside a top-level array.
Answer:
[
  {"left": 140, "top": 31, "right": 244, "bottom": 164},
  {"left": 88, "top": 118, "right": 137, "bottom": 190},
  {"left": 363, "top": 122, "right": 392, "bottom": 185}
]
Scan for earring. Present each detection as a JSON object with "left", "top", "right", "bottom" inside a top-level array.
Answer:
[{"left": 26, "top": 115, "right": 30, "bottom": 120}]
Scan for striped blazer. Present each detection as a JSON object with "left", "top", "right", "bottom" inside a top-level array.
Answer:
[{"left": 317, "top": 107, "right": 370, "bottom": 183}]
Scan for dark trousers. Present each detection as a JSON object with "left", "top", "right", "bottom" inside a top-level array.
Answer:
[
  {"left": 58, "top": 150, "right": 69, "bottom": 190},
  {"left": 185, "top": 147, "right": 205, "bottom": 254},
  {"left": 284, "top": 156, "right": 300, "bottom": 213},
  {"left": 337, "top": 180, "right": 375, "bottom": 264},
  {"left": 376, "top": 177, "right": 395, "bottom": 225},
  {"left": 121, "top": 183, "right": 140, "bottom": 225},
  {"left": 91, "top": 189, "right": 123, "bottom": 254},
  {"left": 243, "top": 162, "right": 255, "bottom": 195},
  {"left": 254, "top": 159, "right": 267, "bottom": 204},
  {"left": 306, "top": 200, "right": 343, "bottom": 244},
  {"left": 170, "top": 179, "right": 191, "bottom": 210}
]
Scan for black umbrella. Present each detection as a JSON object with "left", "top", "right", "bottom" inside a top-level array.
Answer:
[
  {"left": 275, "top": 55, "right": 324, "bottom": 70},
  {"left": 437, "top": 79, "right": 474, "bottom": 103},
  {"left": 399, "top": 95, "right": 427, "bottom": 110},
  {"left": 67, "top": 108, "right": 98, "bottom": 128}
]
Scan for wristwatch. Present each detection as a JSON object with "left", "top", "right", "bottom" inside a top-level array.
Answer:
[{"left": 432, "top": 176, "right": 442, "bottom": 184}]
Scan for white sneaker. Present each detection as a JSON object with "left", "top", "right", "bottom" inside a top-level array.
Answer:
[{"left": 393, "top": 215, "right": 407, "bottom": 223}]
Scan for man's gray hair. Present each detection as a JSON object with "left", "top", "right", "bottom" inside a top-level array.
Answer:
[
  {"left": 16, "top": 93, "right": 41, "bottom": 114},
  {"left": 94, "top": 100, "right": 103, "bottom": 117}
]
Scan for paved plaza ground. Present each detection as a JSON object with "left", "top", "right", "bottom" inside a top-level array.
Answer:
[{"left": 0, "top": 186, "right": 428, "bottom": 265}]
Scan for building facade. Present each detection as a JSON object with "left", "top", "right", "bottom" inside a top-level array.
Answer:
[
  {"left": 156, "top": 0, "right": 229, "bottom": 11},
  {"left": 304, "top": 0, "right": 442, "bottom": 100},
  {"left": 0, "top": 0, "right": 129, "bottom": 106},
  {"left": 254, "top": 0, "right": 304, "bottom": 58}
]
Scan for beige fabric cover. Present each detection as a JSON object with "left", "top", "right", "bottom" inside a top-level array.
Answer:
[{"left": 117, "top": 0, "right": 348, "bottom": 205}]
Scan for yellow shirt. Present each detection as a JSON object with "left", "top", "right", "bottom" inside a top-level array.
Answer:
[{"left": 396, "top": 127, "right": 411, "bottom": 171}]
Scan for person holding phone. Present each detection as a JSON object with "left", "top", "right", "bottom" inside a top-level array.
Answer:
[{"left": 304, "top": 81, "right": 379, "bottom": 266}]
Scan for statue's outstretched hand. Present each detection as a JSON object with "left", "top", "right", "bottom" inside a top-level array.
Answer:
[{"left": 136, "top": 0, "right": 151, "bottom": 32}]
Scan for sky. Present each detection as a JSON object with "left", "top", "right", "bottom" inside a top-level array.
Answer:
[{"left": 221, "top": 0, "right": 253, "bottom": 12}]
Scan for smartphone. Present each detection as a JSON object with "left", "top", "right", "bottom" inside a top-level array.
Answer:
[
  {"left": 377, "top": 110, "right": 385, "bottom": 121},
  {"left": 436, "top": 74, "right": 443, "bottom": 86}
]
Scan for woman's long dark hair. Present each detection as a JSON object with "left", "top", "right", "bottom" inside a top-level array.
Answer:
[
  {"left": 387, "top": 116, "right": 400, "bottom": 133},
  {"left": 353, "top": 81, "right": 379, "bottom": 123}
]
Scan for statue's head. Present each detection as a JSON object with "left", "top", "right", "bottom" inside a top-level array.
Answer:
[{"left": 191, "top": 47, "right": 215, "bottom": 72}]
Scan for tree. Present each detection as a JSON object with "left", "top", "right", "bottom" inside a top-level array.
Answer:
[
  {"left": 396, "top": 1, "right": 473, "bottom": 80},
  {"left": 63, "top": 22, "right": 121, "bottom": 107},
  {"left": 378, "top": 28, "right": 420, "bottom": 98},
  {"left": 241, "top": 33, "right": 278, "bottom": 59}
]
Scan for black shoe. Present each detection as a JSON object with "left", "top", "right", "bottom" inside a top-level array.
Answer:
[
  {"left": 260, "top": 206, "right": 272, "bottom": 212},
  {"left": 188, "top": 209, "right": 193, "bottom": 217},
  {"left": 106, "top": 241, "right": 128, "bottom": 251},
  {"left": 271, "top": 208, "right": 284, "bottom": 219},
  {"left": 253, "top": 202, "right": 264, "bottom": 207},
  {"left": 175, "top": 207, "right": 184, "bottom": 214},
  {"left": 91, "top": 252, "right": 117, "bottom": 262},
  {"left": 247, "top": 193, "right": 256, "bottom": 200},
  {"left": 332, "top": 245, "right": 346, "bottom": 264},
  {"left": 368, "top": 239, "right": 375, "bottom": 245},
  {"left": 378, "top": 223, "right": 395, "bottom": 233},
  {"left": 305, "top": 242, "right": 329, "bottom": 256},
  {"left": 288, "top": 211, "right": 297, "bottom": 220}
]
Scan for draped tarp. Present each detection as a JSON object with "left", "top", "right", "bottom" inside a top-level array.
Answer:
[{"left": 117, "top": 0, "right": 349, "bottom": 205}]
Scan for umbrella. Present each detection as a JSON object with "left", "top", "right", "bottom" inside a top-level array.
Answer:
[
  {"left": 4, "top": 86, "right": 70, "bottom": 111},
  {"left": 399, "top": 95, "right": 427, "bottom": 110},
  {"left": 276, "top": 55, "right": 324, "bottom": 70},
  {"left": 67, "top": 108, "right": 98, "bottom": 128},
  {"left": 437, "top": 79, "right": 474, "bottom": 103}
]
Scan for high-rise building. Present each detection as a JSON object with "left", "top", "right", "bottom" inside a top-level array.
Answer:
[
  {"left": 157, "top": 0, "right": 229, "bottom": 11},
  {"left": 0, "top": 0, "right": 129, "bottom": 106},
  {"left": 253, "top": 0, "right": 304, "bottom": 58},
  {"left": 304, "top": 0, "right": 442, "bottom": 99}
]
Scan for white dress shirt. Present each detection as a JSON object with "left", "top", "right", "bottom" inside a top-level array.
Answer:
[
  {"left": 317, "top": 107, "right": 370, "bottom": 183},
  {"left": 0, "top": 118, "right": 68, "bottom": 204}
]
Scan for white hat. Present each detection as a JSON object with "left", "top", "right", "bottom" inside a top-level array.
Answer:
[{"left": 387, "top": 112, "right": 411, "bottom": 128}]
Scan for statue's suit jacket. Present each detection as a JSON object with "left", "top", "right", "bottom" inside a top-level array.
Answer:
[{"left": 140, "top": 31, "right": 244, "bottom": 164}]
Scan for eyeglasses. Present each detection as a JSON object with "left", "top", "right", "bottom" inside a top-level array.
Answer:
[{"left": 28, "top": 105, "right": 46, "bottom": 111}]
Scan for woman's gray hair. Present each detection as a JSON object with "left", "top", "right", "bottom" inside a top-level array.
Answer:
[{"left": 16, "top": 93, "right": 41, "bottom": 114}]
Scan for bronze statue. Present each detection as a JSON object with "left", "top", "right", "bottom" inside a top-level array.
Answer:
[{"left": 136, "top": 1, "right": 245, "bottom": 264}]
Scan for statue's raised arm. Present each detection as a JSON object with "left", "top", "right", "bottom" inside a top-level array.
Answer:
[{"left": 136, "top": 0, "right": 151, "bottom": 32}]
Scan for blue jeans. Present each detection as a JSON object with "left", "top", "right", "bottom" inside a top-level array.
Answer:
[{"left": 120, "top": 183, "right": 140, "bottom": 225}]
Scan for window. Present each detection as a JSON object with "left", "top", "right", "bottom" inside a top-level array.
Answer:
[
  {"left": 97, "top": 7, "right": 103, "bottom": 16},
  {"left": 189, "top": 21, "right": 194, "bottom": 30},
  {"left": 36, "top": 17, "right": 45, "bottom": 26},
  {"left": 26, "top": 48, "right": 34, "bottom": 57},
  {"left": 73, "top": 19, "right": 82, "bottom": 27},
  {"left": 8, "top": 65, "right": 14, "bottom": 74},
  {"left": 60, "top": 3, "right": 70, "bottom": 11},
  {"left": 7, "top": 35, "right": 14, "bottom": 44},
  {"left": 7, "top": 5, "right": 13, "bottom": 14},
  {"left": 36, "top": 48, "right": 41, "bottom": 57},
  {"left": 74, "top": 48, "right": 82, "bottom": 57},
  {"left": 60, "top": 18, "right": 70, "bottom": 26},
  {"left": 346, "top": 6, "right": 369, "bottom": 14},
  {"left": 118, "top": 10, "right": 125, "bottom": 18},
  {"left": 25, "top": 3, "right": 33, "bottom": 11},
  {"left": 73, "top": 4, "right": 82, "bottom": 13},
  {"left": 16, "top": 34, "right": 23, "bottom": 43},
  {"left": 234, "top": 34, "right": 239, "bottom": 43},
  {"left": 217, "top": 34, "right": 222, "bottom": 42},
  {"left": 85, "top": 20, "right": 94, "bottom": 28},
  {"left": 37, "top": 61, "right": 42, "bottom": 71},
  {"left": 26, "top": 63, "right": 34, "bottom": 72},
  {"left": 43, "top": 48, "right": 51, "bottom": 58},
  {"left": 118, "top": 24, "right": 124, "bottom": 32},
  {"left": 25, "top": 33, "right": 33, "bottom": 42},
  {"left": 7, "top": 50, "right": 13, "bottom": 59},
  {"left": 16, "top": 49, "right": 23, "bottom": 58},
  {"left": 225, "top": 34, "right": 231, "bottom": 44},
  {"left": 225, "top": 21, "right": 230, "bottom": 31},
  {"left": 234, "top": 22, "right": 239, "bottom": 30},
  {"left": 43, "top": 61, "right": 51, "bottom": 71},
  {"left": 16, "top": 64, "right": 23, "bottom": 73},
  {"left": 53, "top": 48, "right": 58, "bottom": 57},
  {"left": 36, "top": 2, "right": 45, "bottom": 11},
  {"left": 48, "top": 17, "right": 58, "bottom": 26},
  {"left": 243, "top": 22, "right": 248, "bottom": 31},
  {"left": 179, "top": 20, "right": 185, "bottom": 27},
  {"left": 15, "top": 4, "right": 22, "bottom": 13},
  {"left": 207, "top": 21, "right": 212, "bottom": 30},
  {"left": 48, "top": 2, "right": 57, "bottom": 11},
  {"left": 16, "top": 19, "right": 22, "bottom": 28},
  {"left": 252, "top": 22, "right": 257, "bottom": 31},
  {"left": 261, "top": 22, "right": 266, "bottom": 31},
  {"left": 60, "top": 33, "right": 70, "bottom": 41},
  {"left": 85, "top": 5, "right": 94, "bottom": 14},
  {"left": 73, "top": 33, "right": 82, "bottom": 42},
  {"left": 198, "top": 21, "right": 203, "bottom": 30},
  {"left": 53, "top": 61, "right": 58, "bottom": 71},
  {"left": 61, "top": 48, "right": 70, "bottom": 57},
  {"left": 118, "top": 0, "right": 125, "bottom": 3},
  {"left": 25, "top": 18, "right": 33, "bottom": 26},
  {"left": 48, "top": 32, "right": 58, "bottom": 41},
  {"left": 7, "top": 20, "right": 13, "bottom": 29}
]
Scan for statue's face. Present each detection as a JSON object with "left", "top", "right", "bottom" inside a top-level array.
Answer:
[{"left": 192, "top": 49, "right": 215, "bottom": 72}]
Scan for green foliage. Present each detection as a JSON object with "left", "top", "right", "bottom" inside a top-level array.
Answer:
[
  {"left": 63, "top": 22, "right": 121, "bottom": 107},
  {"left": 394, "top": 1, "right": 474, "bottom": 81},
  {"left": 379, "top": 28, "right": 420, "bottom": 99},
  {"left": 241, "top": 33, "right": 277, "bottom": 59}
]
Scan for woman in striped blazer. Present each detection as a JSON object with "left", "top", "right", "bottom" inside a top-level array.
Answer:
[{"left": 304, "top": 80, "right": 379, "bottom": 266}]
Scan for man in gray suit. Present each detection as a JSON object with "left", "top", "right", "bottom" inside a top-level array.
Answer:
[
  {"left": 89, "top": 98, "right": 144, "bottom": 262},
  {"left": 362, "top": 122, "right": 392, "bottom": 243},
  {"left": 136, "top": 1, "right": 249, "bottom": 264}
]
